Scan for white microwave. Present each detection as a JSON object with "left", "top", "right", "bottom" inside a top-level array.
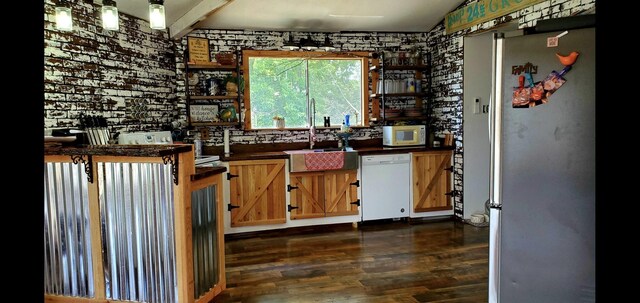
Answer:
[{"left": 382, "top": 125, "right": 426, "bottom": 147}]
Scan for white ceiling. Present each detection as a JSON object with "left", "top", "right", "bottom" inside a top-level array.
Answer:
[{"left": 106, "top": 0, "right": 464, "bottom": 36}]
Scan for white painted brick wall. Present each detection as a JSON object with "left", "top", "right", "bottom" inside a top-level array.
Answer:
[{"left": 44, "top": 0, "right": 177, "bottom": 134}]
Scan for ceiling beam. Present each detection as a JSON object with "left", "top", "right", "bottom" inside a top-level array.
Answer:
[{"left": 169, "top": 0, "right": 234, "bottom": 39}]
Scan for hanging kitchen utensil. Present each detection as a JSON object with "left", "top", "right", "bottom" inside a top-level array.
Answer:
[{"left": 512, "top": 75, "right": 531, "bottom": 107}]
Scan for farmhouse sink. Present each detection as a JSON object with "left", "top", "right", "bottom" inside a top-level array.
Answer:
[{"left": 284, "top": 149, "right": 359, "bottom": 172}]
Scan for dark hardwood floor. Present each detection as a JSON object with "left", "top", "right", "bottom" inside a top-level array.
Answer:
[{"left": 212, "top": 220, "right": 489, "bottom": 303}]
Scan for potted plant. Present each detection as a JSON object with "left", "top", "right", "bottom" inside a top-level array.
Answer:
[{"left": 272, "top": 115, "right": 285, "bottom": 128}]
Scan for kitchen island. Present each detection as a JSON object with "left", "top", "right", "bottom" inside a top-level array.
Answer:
[{"left": 44, "top": 144, "right": 226, "bottom": 303}]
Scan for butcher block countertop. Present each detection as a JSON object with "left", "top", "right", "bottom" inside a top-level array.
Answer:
[
  {"left": 44, "top": 144, "right": 192, "bottom": 157},
  {"left": 192, "top": 166, "right": 227, "bottom": 181},
  {"left": 44, "top": 143, "right": 227, "bottom": 181},
  {"left": 218, "top": 145, "right": 454, "bottom": 161}
]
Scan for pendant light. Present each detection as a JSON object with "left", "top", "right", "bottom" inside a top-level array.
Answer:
[
  {"left": 282, "top": 32, "right": 300, "bottom": 50},
  {"left": 149, "top": 0, "right": 166, "bottom": 30},
  {"left": 55, "top": 0, "right": 73, "bottom": 31},
  {"left": 101, "top": 0, "right": 119, "bottom": 31}
]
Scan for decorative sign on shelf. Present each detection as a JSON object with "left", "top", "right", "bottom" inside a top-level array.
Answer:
[
  {"left": 190, "top": 105, "right": 219, "bottom": 122},
  {"left": 445, "top": 0, "right": 545, "bottom": 34},
  {"left": 187, "top": 37, "right": 211, "bottom": 64}
]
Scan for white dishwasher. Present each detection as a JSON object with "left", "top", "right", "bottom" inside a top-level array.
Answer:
[{"left": 361, "top": 153, "right": 411, "bottom": 221}]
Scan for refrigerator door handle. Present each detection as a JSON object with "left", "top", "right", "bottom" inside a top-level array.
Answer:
[{"left": 489, "top": 33, "right": 504, "bottom": 209}]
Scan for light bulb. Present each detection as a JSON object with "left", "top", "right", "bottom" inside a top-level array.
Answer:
[
  {"left": 149, "top": 2, "right": 166, "bottom": 30},
  {"left": 101, "top": 1, "right": 119, "bottom": 31},
  {"left": 55, "top": 6, "right": 73, "bottom": 31}
]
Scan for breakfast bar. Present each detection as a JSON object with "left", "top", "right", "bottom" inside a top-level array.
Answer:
[{"left": 44, "top": 144, "right": 226, "bottom": 303}]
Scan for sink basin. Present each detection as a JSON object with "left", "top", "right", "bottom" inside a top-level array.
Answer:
[{"left": 284, "top": 149, "right": 358, "bottom": 172}]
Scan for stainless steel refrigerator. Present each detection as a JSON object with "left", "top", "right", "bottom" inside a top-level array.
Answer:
[{"left": 488, "top": 27, "right": 595, "bottom": 302}]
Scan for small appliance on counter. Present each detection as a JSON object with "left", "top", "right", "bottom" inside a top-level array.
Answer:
[
  {"left": 45, "top": 128, "right": 88, "bottom": 146},
  {"left": 382, "top": 125, "right": 426, "bottom": 147},
  {"left": 118, "top": 131, "right": 173, "bottom": 144},
  {"left": 195, "top": 155, "right": 221, "bottom": 168}
]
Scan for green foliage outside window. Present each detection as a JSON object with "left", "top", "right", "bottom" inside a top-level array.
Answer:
[{"left": 248, "top": 55, "right": 363, "bottom": 129}]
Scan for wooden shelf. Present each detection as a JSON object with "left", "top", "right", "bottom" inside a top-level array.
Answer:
[
  {"left": 382, "top": 116, "right": 428, "bottom": 121},
  {"left": 189, "top": 95, "right": 237, "bottom": 100},
  {"left": 371, "top": 92, "right": 427, "bottom": 98},
  {"left": 370, "top": 64, "right": 429, "bottom": 71},
  {"left": 191, "top": 121, "right": 239, "bottom": 126},
  {"left": 187, "top": 63, "right": 237, "bottom": 70}
]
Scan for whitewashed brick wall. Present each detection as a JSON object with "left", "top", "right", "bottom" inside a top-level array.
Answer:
[
  {"left": 43, "top": 0, "right": 596, "bottom": 219},
  {"left": 427, "top": 0, "right": 596, "bottom": 217},
  {"left": 174, "top": 31, "right": 427, "bottom": 146},
  {"left": 44, "top": 0, "right": 177, "bottom": 135}
]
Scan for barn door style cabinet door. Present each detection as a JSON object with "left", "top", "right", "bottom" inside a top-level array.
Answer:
[
  {"left": 227, "top": 159, "right": 287, "bottom": 227},
  {"left": 412, "top": 151, "right": 453, "bottom": 212},
  {"left": 288, "top": 170, "right": 359, "bottom": 219}
]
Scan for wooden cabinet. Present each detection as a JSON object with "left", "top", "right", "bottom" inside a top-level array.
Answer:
[
  {"left": 288, "top": 172, "right": 325, "bottom": 219},
  {"left": 412, "top": 151, "right": 453, "bottom": 212},
  {"left": 324, "top": 170, "right": 360, "bottom": 216},
  {"left": 288, "top": 170, "right": 359, "bottom": 219},
  {"left": 227, "top": 159, "right": 286, "bottom": 227}
]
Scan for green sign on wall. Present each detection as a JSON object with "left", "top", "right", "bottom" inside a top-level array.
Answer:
[{"left": 445, "top": 0, "right": 546, "bottom": 34}]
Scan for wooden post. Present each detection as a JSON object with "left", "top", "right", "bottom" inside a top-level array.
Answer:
[{"left": 174, "top": 150, "right": 196, "bottom": 303}]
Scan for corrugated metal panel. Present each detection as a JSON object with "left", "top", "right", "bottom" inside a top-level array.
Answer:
[
  {"left": 192, "top": 185, "right": 220, "bottom": 298},
  {"left": 99, "top": 162, "right": 178, "bottom": 303},
  {"left": 44, "top": 162, "right": 94, "bottom": 298}
]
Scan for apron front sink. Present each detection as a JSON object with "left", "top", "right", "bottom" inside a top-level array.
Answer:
[{"left": 284, "top": 150, "right": 359, "bottom": 172}]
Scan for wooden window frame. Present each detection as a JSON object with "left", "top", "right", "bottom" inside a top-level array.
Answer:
[{"left": 241, "top": 50, "right": 370, "bottom": 130}]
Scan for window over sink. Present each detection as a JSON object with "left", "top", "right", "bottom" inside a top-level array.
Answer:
[{"left": 242, "top": 50, "right": 370, "bottom": 129}]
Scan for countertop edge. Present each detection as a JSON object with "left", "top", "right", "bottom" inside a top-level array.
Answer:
[
  {"left": 44, "top": 144, "right": 193, "bottom": 157},
  {"left": 192, "top": 166, "right": 227, "bottom": 181},
  {"left": 217, "top": 146, "right": 454, "bottom": 161}
]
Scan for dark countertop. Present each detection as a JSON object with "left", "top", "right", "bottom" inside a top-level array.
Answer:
[
  {"left": 192, "top": 166, "right": 227, "bottom": 181},
  {"left": 44, "top": 144, "right": 192, "bottom": 157},
  {"left": 220, "top": 151, "right": 290, "bottom": 161},
  {"left": 355, "top": 146, "right": 454, "bottom": 155},
  {"left": 218, "top": 146, "right": 454, "bottom": 161}
]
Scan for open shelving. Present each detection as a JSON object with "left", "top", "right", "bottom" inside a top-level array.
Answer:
[{"left": 184, "top": 49, "right": 242, "bottom": 128}]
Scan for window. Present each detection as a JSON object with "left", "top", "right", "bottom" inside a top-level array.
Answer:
[{"left": 242, "top": 50, "right": 369, "bottom": 129}]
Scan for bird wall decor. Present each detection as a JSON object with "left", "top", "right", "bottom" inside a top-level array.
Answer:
[{"left": 556, "top": 51, "right": 579, "bottom": 66}]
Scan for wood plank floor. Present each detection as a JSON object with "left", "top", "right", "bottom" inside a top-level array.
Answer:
[{"left": 212, "top": 219, "right": 489, "bottom": 303}]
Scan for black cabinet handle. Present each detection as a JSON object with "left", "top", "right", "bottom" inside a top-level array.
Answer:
[
  {"left": 227, "top": 204, "right": 240, "bottom": 211},
  {"left": 350, "top": 180, "right": 360, "bottom": 187},
  {"left": 444, "top": 166, "right": 454, "bottom": 172},
  {"left": 288, "top": 205, "right": 299, "bottom": 212},
  {"left": 350, "top": 199, "right": 361, "bottom": 206},
  {"left": 227, "top": 173, "right": 239, "bottom": 180},
  {"left": 287, "top": 184, "right": 299, "bottom": 192},
  {"left": 445, "top": 191, "right": 455, "bottom": 196}
]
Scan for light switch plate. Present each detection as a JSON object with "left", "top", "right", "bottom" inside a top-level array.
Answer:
[{"left": 473, "top": 98, "right": 481, "bottom": 114}]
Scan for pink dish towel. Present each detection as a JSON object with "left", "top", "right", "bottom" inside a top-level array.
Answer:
[{"left": 304, "top": 151, "right": 345, "bottom": 171}]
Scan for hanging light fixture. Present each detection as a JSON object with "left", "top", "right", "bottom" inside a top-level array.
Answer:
[
  {"left": 320, "top": 34, "right": 335, "bottom": 51},
  {"left": 101, "top": 0, "right": 119, "bottom": 31},
  {"left": 300, "top": 34, "right": 318, "bottom": 51},
  {"left": 149, "top": 0, "right": 166, "bottom": 30},
  {"left": 55, "top": 0, "right": 73, "bottom": 31},
  {"left": 282, "top": 32, "right": 300, "bottom": 50}
]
